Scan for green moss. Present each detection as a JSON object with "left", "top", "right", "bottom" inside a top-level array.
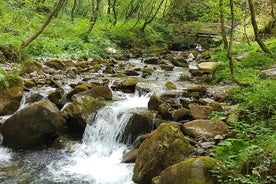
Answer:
[
  {"left": 165, "top": 81, "right": 177, "bottom": 90},
  {"left": 20, "top": 60, "right": 43, "bottom": 74},
  {"left": 123, "top": 77, "right": 138, "bottom": 86},
  {"left": 158, "top": 157, "right": 224, "bottom": 184}
]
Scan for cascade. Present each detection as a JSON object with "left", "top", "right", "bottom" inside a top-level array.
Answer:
[{"left": 44, "top": 94, "right": 150, "bottom": 184}]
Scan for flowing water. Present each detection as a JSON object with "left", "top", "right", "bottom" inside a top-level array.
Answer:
[{"left": 0, "top": 93, "right": 150, "bottom": 184}]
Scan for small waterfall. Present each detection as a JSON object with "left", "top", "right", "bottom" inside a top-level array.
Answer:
[{"left": 45, "top": 94, "right": 150, "bottom": 184}]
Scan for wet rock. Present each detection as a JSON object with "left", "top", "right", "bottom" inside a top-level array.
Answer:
[
  {"left": 122, "top": 149, "right": 138, "bottom": 163},
  {"left": 0, "top": 78, "right": 24, "bottom": 116},
  {"left": 133, "top": 123, "right": 193, "bottom": 184},
  {"left": 62, "top": 95, "right": 105, "bottom": 137},
  {"left": 158, "top": 103, "right": 173, "bottom": 120},
  {"left": 45, "top": 58, "right": 66, "bottom": 70},
  {"left": 52, "top": 135, "right": 73, "bottom": 149},
  {"left": 48, "top": 89, "right": 66, "bottom": 109},
  {"left": 160, "top": 64, "right": 174, "bottom": 71},
  {"left": 182, "top": 119, "right": 228, "bottom": 139},
  {"left": 0, "top": 99, "right": 66, "bottom": 149},
  {"left": 187, "top": 84, "right": 207, "bottom": 94},
  {"left": 25, "top": 93, "right": 44, "bottom": 104},
  {"left": 148, "top": 95, "right": 165, "bottom": 110},
  {"left": 125, "top": 69, "right": 140, "bottom": 76},
  {"left": 20, "top": 60, "right": 43, "bottom": 75},
  {"left": 189, "top": 104, "right": 214, "bottom": 119},
  {"left": 121, "top": 110, "right": 154, "bottom": 144},
  {"left": 167, "top": 55, "right": 188, "bottom": 67},
  {"left": 66, "top": 82, "right": 88, "bottom": 100},
  {"left": 156, "top": 156, "right": 224, "bottom": 184},
  {"left": 165, "top": 81, "right": 177, "bottom": 90},
  {"left": 24, "top": 79, "right": 36, "bottom": 88},
  {"left": 114, "top": 77, "right": 138, "bottom": 93},
  {"left": 85, "top": 85, "right": 113, "bottom": 100},
  {"left": 143, "top": 57, "right": 160, "bottom": 65},
  {"left": 172, "top": 108, "right": 191, "bottom": 122}
]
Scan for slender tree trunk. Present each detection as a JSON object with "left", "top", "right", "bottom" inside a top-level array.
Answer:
[
  {"left": 248, "top": 0, "right": 271, "bottom": 54},
  {"left": 219, "top": 0, "right": 228, "bottom": 49},
  {"left": 71, "top": 0, "right": 77, "bottom": 22},
  {"left": 87, "top": 0, "right": 101, "bottom": 34},
  {"left": 228, "top": 0, "right": 248, "bottom": 86},
  {"left": 21, "top": 0, "right": 66, "bottom": 48},
  {"left": 111, "top": 0, "right": 117, "bottom": 26},
  {"left": 271, "top": 0, "right": 275, "bottom": 18},
  {"left": 141, "top": 0, "right": 165, "bottom": 32},
  {"left": 243, "top": 1, "right": 251, "bottom": 46}
]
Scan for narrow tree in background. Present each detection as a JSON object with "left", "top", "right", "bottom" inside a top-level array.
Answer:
[
  {"left": 247, "top": 0, "right": 271, "bottom": 54},
  {"left": 219, "top": 0, "right": 228, "bottom": 49},
  {"left": 227, "top": 0, "right": 248, "bottom": 86},
  {"left": 21, "top": 0, "right": 66, "bottom": 48}
]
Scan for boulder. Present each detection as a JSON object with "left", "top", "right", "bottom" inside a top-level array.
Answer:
[
  {"left": 189, "top": 104, "right": 214, "bottom": 119},
  {"left": 156, "top": 156, "right": 223, "bottom": 184},
  {"left": 121, "top": 110, "right": 154, "bottom": 144},
  {"left": 148, "top": 95, "right": 164, "bottom": 110},
  {"left": 45, "top": 58, "right": 66, "bottom": 70},
  {"left": 122, "top": 149, "right": 139, "bottom": 163},
  {"left": 143, "top": 57, "right": 160, "bottom": 65},
  {"left": 182, "top": 119, "right": 228, "bottom": 139},
  {"left": 122, "top": 77, "right": 138, "bottom": 93},
  {"left": 48, "top": 89, "right": 67, "bottom": 109},
  {"left": 0, "top": 78, "right": 23, "bottom": 116},
  {"left": 20, "top": 60, "right": 43, "bottom": 75},
  {"left": 172, "top": 108, "right": 191, "bottom": 122},
  {"left": 198, "top": 62, "right": 220, "bottom": 73},
  {"left": 160, "top": 64, "right": 174, "bottom": 71},
  {"left": 62, "top": 95, "right": 105, "bottom": 137},
  {"left": 133, "top": 123, "right": 193, "bottom": 184},
  {"left": 66, "top": 82, "right": 88, "bottom": 100},
  {"left": 88, "top": 85, "right": 112, "bottom": 100},
  {"left": 158, "top": 103, "right": 173, "bottom": 120},
  {"left": 0, "top": 99, "right": 66, "bottom": 149}
]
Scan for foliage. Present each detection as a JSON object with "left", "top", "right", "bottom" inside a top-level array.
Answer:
[{"left": 0, "top": 68, "right": 19, "bottom": 88}]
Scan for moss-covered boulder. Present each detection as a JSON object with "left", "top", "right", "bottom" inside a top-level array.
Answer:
[
  {"left": 88, "top": 85, "right": 113, "bottom": 100},
  {"left": 165, "top": 81, "right": 177, "bottom": 90},
  {"left": 45, "top": 58, "right": 66, "bottom": 70},
  {"left": 148, "top": 95, "right": 165, "bottom": 110},
  {"left": 122, "top": 77, "right": 138, "bottom": 93},
  {"left": 66, "top": 82, "right": 88, "bottom": 100},
  {"left": 172, "top": 108, "right": 191, "bottom": 122},
  {"left": 160, "top": 64, "right": 174, "bottom": 71},
  {"left": 48, "top": 89, "right": 66, "bottom": 109},
  {"left": 62, "top": 94, "right": 105, "bottom": 137},
  {"left": 158, "top": 103, "right": 173, "bottom": 120},
  {"left": 0, "top": 78, "right": 23, "bottom": 115},
  {"left": 182, "top": 119, "right": 228, "bottom": 139},
  {"left": 156, "top": 156, "right": 223, "bottom": 184},
  {"left": 0, "top": 99, "right": 66, "bottom": 149},
  {"left": 133, "top": 123, "right": 193, "bottom": 184},
  {"left": 121, "top": 110, "right": 154, "bottom": 144},
  {"left": 20, "top": 60, "right": 43, "bottom": 75}
]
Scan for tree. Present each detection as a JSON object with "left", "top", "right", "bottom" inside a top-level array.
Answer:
[
  {"left": 247, "top": 0, "right": 271, "bottom": 54},
  {"left": 21, "top": 0, "right": 66, "bottom": 48},
  {"left": 219, "top": 0, "right": 228, "bottom": 49}
]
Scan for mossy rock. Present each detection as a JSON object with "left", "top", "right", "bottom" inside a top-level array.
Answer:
[
  {"left": 160, "top": 64, "right": 174, "bottom": 71},
  {"left": 189, "top": 104, "right": 214, "bottom": 119},
  {"left": 165, "top": 81, "right": 177, "bottom": 90},
  {"left": 156, "top": 156, "right": 224, "bottom": 184},
  {"left": 20, "top": 60, "right": 43, "bottom": 74},
  {"left": 172, "top": 108, "right": 191, "bottom": 121},
  {"left": 158, "top": 103, "right": 173, "bottom": 120},
  {"left": 62, "top": 95, "right": 106, "bottom": 137},
  {"left": 66, "top": 82, "right": 88, "bottom": 100},
  {"left": 133, "top": 123, "right": 193, "bottom": 184},
  {"left": 0, "top": 78, "right": 23, "bottom": 115},
  {"left": 89, "top": 85, "right": 112, "bottom": 100},
  {"left": 0, "top": 45, "right": 22, "bottom": 63},
  {"left": 121, "top": 77, "right": 138, "bottom": 93},
  {"left": 148, "top": 95, "right": 165, "bottom": 110},
  {"left": 45, "top": 58, "right": 66, "bottom": 70}
]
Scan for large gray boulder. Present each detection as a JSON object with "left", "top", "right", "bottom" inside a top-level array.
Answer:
[{"left": 0, "top": 99, "right": 66, "bottom": 149}]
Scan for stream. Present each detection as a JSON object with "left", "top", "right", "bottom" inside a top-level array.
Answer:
[{"left": 0, "top": 92, "right": 149, "bottom": 184}]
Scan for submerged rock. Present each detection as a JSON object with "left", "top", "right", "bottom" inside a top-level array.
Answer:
[
  {"left": 133, "top": 123, "right": 193, "bottom": 184},
  {"left": 0, "top": 99, "right": 66, "bottom": 149},
  {"left": 155, "top": 156, "right": 224, "bottom": 184}
]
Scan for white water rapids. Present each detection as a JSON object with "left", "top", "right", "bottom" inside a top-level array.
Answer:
[{"left": 41, "top": 94, "right": 150, "bottom": 184}]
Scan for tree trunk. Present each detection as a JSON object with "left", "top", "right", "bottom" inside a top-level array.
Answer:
[
  {"left": 219, "top": 0, "right": 228, "bottom": 49},
  {"left": 87, "top": 0, "right": 101, "bottom": 34},
  {"left": 141, "top": 0, "right": 165, "bottom": 32},
  {"left": 71, "top": 0, "right": 77, "bottom": 22},
  {"left": 248, "top": 0, "right": 271, "bottom": 54},
  {"left": 228, "top": 0, "right": 248, "bottom": 86},
  {"left": 21, "top": 0, "right": 66, "bottom": 48}
]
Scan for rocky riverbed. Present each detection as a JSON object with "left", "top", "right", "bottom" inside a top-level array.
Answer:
[{"left": 0, "top": 48, "right": 237, "bottom": 183}]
